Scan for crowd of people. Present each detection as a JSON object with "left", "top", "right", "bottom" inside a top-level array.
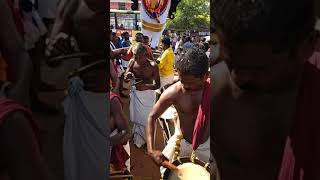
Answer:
[
  {"left": 3, "top": 0, "right": 320, "bottom": 179},
  {"left": 109, "top": 27, "right": 212, "bottom": 178},
  {"left": 0, "top": 0, "right": 58, "bottom": 179}
]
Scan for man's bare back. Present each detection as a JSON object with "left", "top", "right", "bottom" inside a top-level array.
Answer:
[{"left": 211, "top": 62, "right": 297, "bottom": 180}]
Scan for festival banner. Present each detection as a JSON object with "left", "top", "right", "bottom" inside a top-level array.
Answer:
[{"left": 140, "top": 0, "right": 171, "bottom": 48}]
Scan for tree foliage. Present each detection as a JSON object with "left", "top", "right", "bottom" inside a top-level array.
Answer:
[{"left": 166, "top": 0, "right": 210, "bottom": 31}]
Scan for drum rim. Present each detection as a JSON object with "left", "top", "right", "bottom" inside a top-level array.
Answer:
[{"left": 163, "top": 156, "right": 210, "bottom": 180}]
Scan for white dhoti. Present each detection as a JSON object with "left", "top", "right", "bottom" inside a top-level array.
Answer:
[
  {"left": 129, "top": 86, "right": 156, "bottom": 148},
  {"left": 63, "top": 77, "right": 109, "bottom": 180},
  {"left": 160, "top": 74, "right": 174, "bottom": 88}
]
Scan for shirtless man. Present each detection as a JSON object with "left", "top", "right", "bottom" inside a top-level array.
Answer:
[
  {"left": 124, "top": 42, "right": 160, "bottom": 147},
  {"left": 109, "top": 90, "right": 131, "bottom": 171},
  {"left": 146, "top": 48, "right": 210, "bottom": 168},
  {"left": 0, "top": 1, "right": 48, "bottom": 179},
  {"left": 47, "top": 0, "right": 106, "bottom": 92},
  {"left": 110, "top": 92, "right": 131, "bottom": 146},
  {"left": 124, "top": 42, "right": 160, "bottom": 93},
  {"left": 46, "top": 0, "right": 108, "bottom": 179},
  {"left": 212, "top": 0, "right": 316, "bottom": 179},
  {"left": 126, "top": 33, "right": 154, "bottom": 61}
]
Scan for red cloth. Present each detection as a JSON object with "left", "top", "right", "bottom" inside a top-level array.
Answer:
[
  {"left": 6, "top": 0, "right": 24, "bottom": 36},
  {"left": 0, "top": 98, "right": 41, "bottom": 147},
  {"left": 109, "top": 92, "right": 129, "bottom": 171},
  {"left": 278, "top": 60, "right": 320, "bottom": 180},
  {"left": 192, "top": 77, "right": 211, "bottom": 150},
  {"left": 110, "top": 144, "right": 129, "bottom": 171}
]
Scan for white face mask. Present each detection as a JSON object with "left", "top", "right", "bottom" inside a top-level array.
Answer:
[{"left": 210, "top": 44, "right": 220, "bottom": 61}]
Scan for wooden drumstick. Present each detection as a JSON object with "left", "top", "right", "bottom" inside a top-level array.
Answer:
[
  {"left": 133, "top": 80, "right": 144, "bottom": 85},
  {"left": 162, "top": 160, "right": 179, "bottom": 172},
  {"left": 47, "top": 52, "right": 92, "bottom": 63}
]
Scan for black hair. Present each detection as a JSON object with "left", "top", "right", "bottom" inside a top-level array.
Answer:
[
  {"left": 185, "top": 36, "right": 191, "bottom": 42},
  {"left": 143, "top": 35, "right": 149, "bottom": 40},
  {"left": 176, "top": 48, "right": 209, "bottom": 78},
  {"left": 136, "top": 32, "right": 143, "bottom": 37},
  {"left": 213, "top": 0, "right": 315, "bottom": 52},
  {"left": 161, "top": 37, "right": 171, "bottom": 46},
  {"left": 112, "top": 32, "right": 117, "bottom": 36}
]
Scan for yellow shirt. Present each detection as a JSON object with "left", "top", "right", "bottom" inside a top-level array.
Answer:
[{"left": 158, "top": 47, "right": 174, "bottom": 77}]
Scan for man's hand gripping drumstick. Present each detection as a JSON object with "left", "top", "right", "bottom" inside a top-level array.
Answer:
[{"left": 146, "top": 81, "right": 180, "bottom": 172}]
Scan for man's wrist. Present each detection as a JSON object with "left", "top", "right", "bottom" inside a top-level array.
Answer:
[{"left": 147, "top": 145, "right": 154, "bottom": 154}]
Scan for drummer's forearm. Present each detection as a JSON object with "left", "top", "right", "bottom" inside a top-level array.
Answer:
[
  {"left": 146, "top": 116, "right": 157, "bottom": 152},
  {"left": 49, "top": 0, "right": 75, "bottom": 40}
]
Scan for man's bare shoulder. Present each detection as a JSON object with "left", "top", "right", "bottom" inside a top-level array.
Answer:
[
  {"left": 211, "top": 61, "right": 231, "bottom": 97},
  {"left": 162, "top": 81, "right": 182, "bottom": 98}
]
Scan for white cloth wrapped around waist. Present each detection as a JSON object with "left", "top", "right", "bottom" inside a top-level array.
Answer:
[
  {"left": 129, "top": 85, "right": 156, "bottom": 148},
  {"left": 63, "top": 76, "right": 109, "bottom": 180}
]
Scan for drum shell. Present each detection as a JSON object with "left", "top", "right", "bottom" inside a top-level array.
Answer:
[{"left": 163, "top": 157, "right": 212, "bottom": 180}]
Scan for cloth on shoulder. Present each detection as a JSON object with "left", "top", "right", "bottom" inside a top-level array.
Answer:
[
  {"left": 278, "top": 60, "right": 320, "bottom": 180},
  {"left": 0, "top": 97, "right": 40, "bottom": 145},
  {"left": 192, "top": 77, "right": 211, "bottom": 150}
]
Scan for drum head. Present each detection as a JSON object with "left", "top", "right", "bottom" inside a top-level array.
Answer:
[
  {"left": 160, "top": 106, "right": 177, "bottom": 119},
  {"left": 163, "top": 157, "right": 210, "bottom": 180}
]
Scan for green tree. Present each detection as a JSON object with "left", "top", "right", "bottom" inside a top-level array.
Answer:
[{"left": 166, "top": 0, "right": 210, "bottom": 31}]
